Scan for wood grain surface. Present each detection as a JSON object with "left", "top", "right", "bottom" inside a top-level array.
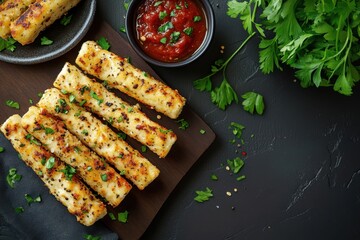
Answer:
[{"left": 0, "top": 20, "right": 215, "bottom": 240}]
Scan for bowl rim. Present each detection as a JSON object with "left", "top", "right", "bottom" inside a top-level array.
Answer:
[{"left": 125, "top": 0, "right": 215, "bottom": 67}]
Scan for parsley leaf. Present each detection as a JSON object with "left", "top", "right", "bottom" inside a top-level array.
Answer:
[
  {"left": 118, "top": 210, "right": 129, "bottom": 223},
  {"left": 194, "top": 187, "right": 213, "bottom": 203},
  {"left": 59, "top": 165, "right": 76, "bottom": 181},
  {"left": 97, "top": 37, "right": 111, "bottom": 50},
  {"left": 211, "top": 79, "right": 238, "bottom": 110},
  {"left": 5, "top": 100, "right": 20, "bottom": 109},
  {"left": 60, "top": 14, "right": 72, "bottom": 26},
  {"left": 25, "top": 194, "right": 42, "bottom": 205},
  {"left": 241, "top": 91, "right": 265, "bottom": 115},
  {"left": 227, "top": 157, "right": 244, "bottom": 174},
  {"left": 83, "top": 234, "right": 101, "bottom": 240},
  {"left": 0, "top": 37, "right": 16, "bottom": 52},
  {"left": 6, "top": 168, "right": 22, "bottom": 188},
  {"left": 40, "top": 36, "right": 53, "bottom": 45},
  {"left": 176, "top": 118, "right": 189, "bottom": 130},
  {"left": 229, "top": 122, "right": 245, "bottom": 140}
]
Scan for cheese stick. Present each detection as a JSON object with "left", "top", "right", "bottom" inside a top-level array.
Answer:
[
  {"left": 0, "top": 0, "right": 35, "bottom": 39},
  {"left": 21, "top": 106, "right": 132, "bottom": 207},
  {"left": 75, "top": 41, "right": 186, "bottom": 119},
  {"left": 37, "top": 88, "right": 160, "bottom": 190},
  {"left": 10, "top": 0, "right": 81, "bottom": 45},
  {"left": 0, "top": 114, "right": 107, "bottom": 226},
  {"left": 54, "top": 62, "right": 177, "bottom": 158}
]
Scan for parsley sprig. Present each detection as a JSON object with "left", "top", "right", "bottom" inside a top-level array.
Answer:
[
  {"left": 193, "top": 32, "right": 256, "bottom": 110},
  {"left": 194, "top": 187, "right": 213, "bottom": 203},
  {"left": 228, "top": 0, "right": 360, "bottom": 95}
]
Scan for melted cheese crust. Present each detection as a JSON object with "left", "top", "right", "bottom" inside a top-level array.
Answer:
[
  {"left": 0, "top": 114, "right": 107, "bottom": 226},
  {"left": 10, "top": 0, "right": 81, "bottom": 45},
  {"left": 75, "top": 41, "right": 186, "bottom": 119},
  {"left": 54, "top": 62, "right": 177, "bottom": 158},
  {"left": 37, "top": 88, "right": 160, "bottom": 190},
  {"left": 21, "top": 106, "right": 132, "bottom": 207}
]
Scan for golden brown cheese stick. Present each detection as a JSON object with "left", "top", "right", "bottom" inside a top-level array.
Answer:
[
  {"left": 0, "top": 114, "right": 107, "bottom": 226},
  {"left": 54, "top": 62, "right": 177, "bottom": 158},
  {"left": 37, "top": 88, "right": 160, "bottom": 190},
  {"left": 75, "top": 41, "right": 186, "bottom": 119},
  {"left": 10, "top": 0, "right": 81, "bottom": 45},
  {"left": 0, "top": 0, "right": 35, "bottom": 39},
  {"left": 21, "top": 106, "right": 132, "bottom": 207}
]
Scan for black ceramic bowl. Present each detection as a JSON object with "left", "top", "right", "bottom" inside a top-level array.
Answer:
[
  {"left": 126, "top": 0, "right": 214, "bottom": 67},
  {"left": 0, "top": 0, "right": 96, "bottom": 65}
]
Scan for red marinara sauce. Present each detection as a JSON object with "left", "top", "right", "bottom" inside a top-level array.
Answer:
[{"left": 135, "top": 0, "right": 207, "bottom": 62}]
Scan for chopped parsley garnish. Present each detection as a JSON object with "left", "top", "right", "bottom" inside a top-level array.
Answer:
[
  {"left": 211, "top": 174, "right": 218, "bottom": 181},
  {"left": 60, "top": 14, "right": 72, "bottom": 26},
  {"left": 55, "top": 99, "right": 69, "bottom": 114},
  {"left": 59, "top": 165, "right": 76, "bottom": 181},
  {"left": 44, "top": 127, "right": 55, "bottom": 135},
  {"left": 25, "top": 194, "right": 42, "bottom": 205},
  {"left": 193, "top": 16, "right": 202, "bottom": 22},
  {"left": 229, "top": 122, "right": 245, "bottom": 140},
  {"left": 69, "top": 94, "right": 76, "bottom": 103},
  {"left": 199, "top": 129, "right": 206, "bottom": 134},
  {"left": 141, "top": 145, "right": 147, "bottom": 153},
  {"left": 6, "top": 168, "right": 22, "bottom": 188},
  {"left": 118, "top": 210, "right": 129, "bottom": 223},
  {"left": 159, "top": 128, "right": 172, "bottom": 134},
  {"left": 83, "top": 234, "right": 101, "bottom": 240},
  {"left": 159, "top": 11, "right": 167, "bottom": 20},
  {"left": 25, "top": 134, "right": 41, "bottom": 146},
  {"left": 15, "top": 207, "right": 24, "bottom": 213},
  {"left": 176, "top": 118, "right": 189, "bottom": 130},
  {"left": 160, "top": 37, "right": 167, "bottom": 44},
  {"left": 117, "top": 132, "right": 127, "bottom": 140},
  {"left": 0, "top": 37, "right": 16, "bottom": 52},
  {"left": 0, "top": 146, "right": 4, "bottom": 153},
  {"left": 97, "top": 37, "right": 110, "bottom": 50},
  {"left": 183, "top": 27, "right": 193, "bottom": 36},
  {"left": 154, "top": 1, "right": 163, "bottom": 6},
  {"left": 119, "top": 26, "right": 126, "bottom": 33},
  {"left": 194, "top": 187, "right": 213, "bottom": 203},
  {"left": 101, "top": 173, "right": 108, "bottom": 182},
  {"left": 40, "top": 36, "right": 53, "bottom": 45},
  {"left": 227, "top": 157, "right": 244, "bottom": 174},
  {"left": 79, "top": 99, "right": 87, "bottom": 107},
  {"left": 45, "top": 156, "right": 56, "bottom": 169},
  {"left": 90, "top": 91, "right": 104, "bottom": 105},
  {"left": 81, "top": 129, "right": 89, "bottom": 136},
  {"left": 158, "top": 21, "right": 173, "bottom": 33},
  {"left": 170, "top": 31, "right": 180, "bottom": 43},
  {"left": 108, "top": 212, "right": 116, "bottom": 221},
  {"left": 237, "top": 175, "right": 246, "bottom": 181},
  {"left": 5, "top": 100, "right": 20, "bottom": 109}
]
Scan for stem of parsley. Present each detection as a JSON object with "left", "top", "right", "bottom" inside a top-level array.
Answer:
[
  {"left": 194, "top": 32, "right": 256, "bottom": 110},
  {"left": 217, "top": 32, "right": 256, "bottom": 76}
]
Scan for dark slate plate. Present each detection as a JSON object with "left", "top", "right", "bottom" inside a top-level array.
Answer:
[
  {"left": 0, "top": 20, "right": 215, "bottom": 240},
  {"left": 0, "top": 0, "right": 96, "bottom": 65}
]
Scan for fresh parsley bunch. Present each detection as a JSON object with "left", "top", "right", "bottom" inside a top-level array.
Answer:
[{"left": 228, "top": 0, "right": 360, "bottom": 95}]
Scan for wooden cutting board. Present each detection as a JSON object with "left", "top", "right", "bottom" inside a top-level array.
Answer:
[{"left": 0, "top": 20, "right": 215, "bottom": 239}]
